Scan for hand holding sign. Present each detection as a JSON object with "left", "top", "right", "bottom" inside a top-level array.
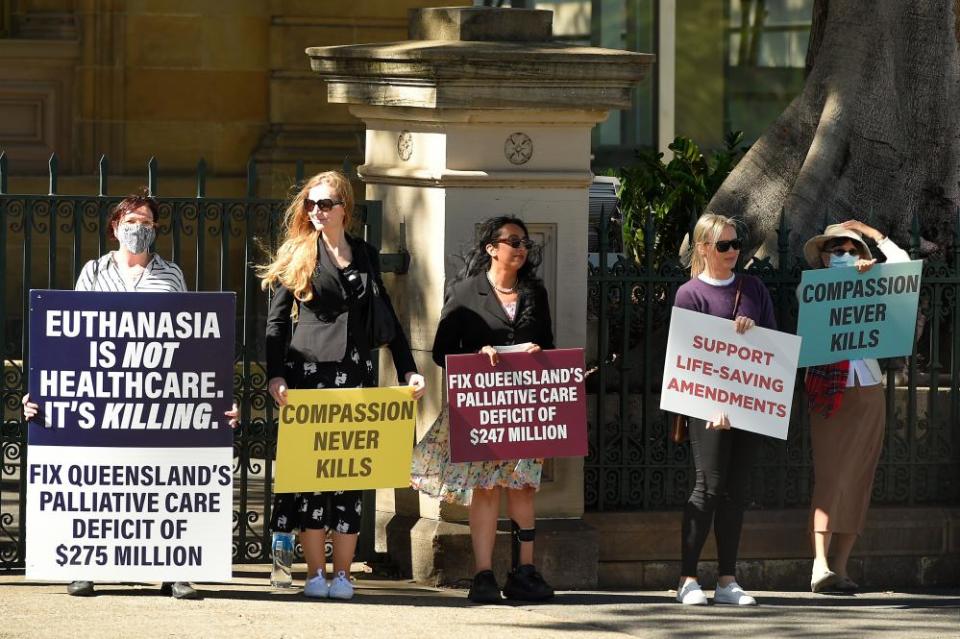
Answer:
[
  {"left": 796, "top": 260, "right": 922, "bottom": 366},
  {"left": 26, "top": 290, "right": 235, "bottom": 582},
  {"left": 661, "top": 308, "right": 801, "bottom": 440},
  {"left": 445, "top": 348, "right": 587, "bottom": 462},
  {"left": 269, "top": 376, "right": 289, "bottom": 406},
  {"left": 275, "top": 387, "right": 417, "bottom": 492}
]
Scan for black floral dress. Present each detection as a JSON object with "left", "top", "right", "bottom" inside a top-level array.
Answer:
[{"left": 270, "top": 260, "right": 374, "bottom": 535}]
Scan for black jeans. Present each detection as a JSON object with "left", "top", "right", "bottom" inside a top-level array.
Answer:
[{"left": 681, "top": 418, "right": 760, "bottom": 577}]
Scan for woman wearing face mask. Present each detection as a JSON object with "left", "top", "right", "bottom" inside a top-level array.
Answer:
[
  {"left": 802, "top": 220, "right": 909, "bottom": 593},
  {"left": 673, "top": 212, "right": 776, "bottom": 607},
  {"left": 21, "top": 190, "right": 233, "bottom": 599},
  {"left": 259, "top": 170, "right": 425, "bottom": 600}
]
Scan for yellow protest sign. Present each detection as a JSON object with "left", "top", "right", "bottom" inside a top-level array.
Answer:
[{"left": 274, "top": 386, "right": 416, "bottom": 493}]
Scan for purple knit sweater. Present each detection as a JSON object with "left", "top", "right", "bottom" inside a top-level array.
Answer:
[{"left": 673, "top": 274, "right": 777, "bottom": 330}]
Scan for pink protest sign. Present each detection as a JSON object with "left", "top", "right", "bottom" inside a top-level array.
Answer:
[{"left": 445, "top": 348, "right": 588, "bottom": 463}]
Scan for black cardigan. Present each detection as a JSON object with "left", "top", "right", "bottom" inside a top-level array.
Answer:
[
  {"left": 432, "top": 272, "right": 554, "bottom": 368},
  {"left": 265, "top": 233, "right": 417, "bottom": 384}
]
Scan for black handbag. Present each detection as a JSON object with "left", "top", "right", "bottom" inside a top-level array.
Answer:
[{"left": 364, "top": 245, "right": 397, "bottom": 349}]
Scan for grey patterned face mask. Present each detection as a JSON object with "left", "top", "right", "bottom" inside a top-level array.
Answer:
[{"left": 117, "top": 223, "right": 155, "bottom": 254}]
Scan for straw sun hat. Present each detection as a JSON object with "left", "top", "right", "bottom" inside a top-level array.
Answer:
[{"left": 802, "top": 223, "right": 873, "bottom": 268}]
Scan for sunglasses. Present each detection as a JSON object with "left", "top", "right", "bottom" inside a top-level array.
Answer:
[
  {"left": 825, "top": 247, "right": 859, "bottom": 257},
  {"left": 494, "top": 238, "right": 536, "bottom": 250},
  {"left": 713, "top": 239, "right": 742, "bottom": 253},
  {"left": 304, "top": 198, "right": 343, "bottom": 214}
]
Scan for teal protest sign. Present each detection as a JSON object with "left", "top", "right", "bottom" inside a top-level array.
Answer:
[{"left": 796, "top": 260, "right": 922, "bottom": 367}]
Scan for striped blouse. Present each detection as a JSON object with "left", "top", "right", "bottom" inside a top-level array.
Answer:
[{"left": 75, "top": 252, "right": 187, "bottom": 293}]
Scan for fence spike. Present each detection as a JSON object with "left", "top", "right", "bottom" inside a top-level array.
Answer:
[
  {"left": 954, "top": 199, "right": 960, "bottom": 262},
  {"left": 147, "top": 157, "right": 158, "bottom": 196},
  {"left": 0, "top": 151, "right": 7, "bottom": 195},
  {"left": 48, "top": 153, "right": 58, "bottom": 195},
  {"left": 777, "top": 206, "right": 790, "bottom": 271},
  {"left": 246, "top": 157, "right": 256, "bottom": 198},
  {"left": 98, "top": 155, "right": 108, "bottom": 196},
  {"left": 196, "top": 158, "right": 207, "bottom": 198},
  {"left": 295, "top": 159, "right": 305, "bottom": 186}
]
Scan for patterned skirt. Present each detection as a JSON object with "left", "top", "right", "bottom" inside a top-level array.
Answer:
[
  {"left": 269, "top": 342, "right": 375, "bottom": 533},
  {"left": 410, "top": 407, "right": 543, "bottom": 506}
]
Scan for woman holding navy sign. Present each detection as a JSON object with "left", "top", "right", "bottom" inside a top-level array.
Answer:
[
  {"left": 672, "top": 212, "right": 776, "bottom": 606},
  {"left": 411, "top": 216, "right": 555, "bottom": 604},
  {"left": 259, "top": 171, "right": 425, "bottom": 600},
  {"left": 21, "top": 190, "right": 217, "bottom": 600},
  {"left": 803, "top": 221, "right": 909, "bottom": 594}
]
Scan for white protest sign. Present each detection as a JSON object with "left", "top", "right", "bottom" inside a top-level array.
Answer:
[
  {"left": 26, "top": 447, "right": 233, "bottom": 581},
  {"left": 660, "top": 307, "right": 801, "bottom": 440}
]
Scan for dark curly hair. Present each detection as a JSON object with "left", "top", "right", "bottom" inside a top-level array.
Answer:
[{"left": 455, "top": 215, "right": 544, "bottom": 327}]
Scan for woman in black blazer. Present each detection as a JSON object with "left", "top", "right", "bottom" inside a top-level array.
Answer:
[
  {"left": 259, "top": 170, "right": 425, "bottom": 600},
  {"left": 412, "top": 216, "right": 555, "bottom": 604}
]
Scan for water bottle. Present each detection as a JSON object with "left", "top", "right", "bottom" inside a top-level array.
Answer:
[{"left": 270, "top": 531, "right": 294, "bottom": 588}]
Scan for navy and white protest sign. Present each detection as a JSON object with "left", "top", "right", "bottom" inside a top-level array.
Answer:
[{"left": 26, "top": 290, "right": 235, "bottom": 582}]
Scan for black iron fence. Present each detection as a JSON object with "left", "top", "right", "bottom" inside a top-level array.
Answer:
[
  {"left": 586, "top": 208, "right": 960, "bottom": 511},
  {"left": 0, "top": 153, "right": 401, "bottom": 570}
]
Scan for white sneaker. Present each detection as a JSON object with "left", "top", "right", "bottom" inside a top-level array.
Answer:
[
  {"left": 713, "top": 581, "right": 757, "bottom": 606},
  {"left": 676, "top": 580, "right": 708, "bottom": 605},
  {"left": 303, "top": 572, "right": 329, "bottom": 598},
  {"left": 328, "top": 570, "right": 354, "bottom": 600}
]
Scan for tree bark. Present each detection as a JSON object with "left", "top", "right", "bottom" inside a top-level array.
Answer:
[{"left": 708, "top": 0, "right": 960, "bottom": 262}]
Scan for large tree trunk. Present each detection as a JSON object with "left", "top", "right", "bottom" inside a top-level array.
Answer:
[{"left": 709, "top": 0, "right": 960, "bottom": 261}]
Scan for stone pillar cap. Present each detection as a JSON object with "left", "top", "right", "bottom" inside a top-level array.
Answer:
[
  {"left": 307, "top": 41, "right": 654, "bottom": 110},
  {"left": 306, "top": 6, "right": 654, "bottom": 111}
]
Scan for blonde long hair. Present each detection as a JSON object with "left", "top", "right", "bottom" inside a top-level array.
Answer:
[
  {"left": 258, "top": 171, "right": 355, "bottom": 301},
  {"left": 689, "top": 212, "right": 737, "bottom": 278}
]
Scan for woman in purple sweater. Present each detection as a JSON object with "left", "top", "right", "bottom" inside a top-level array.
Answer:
[{"left": 672, "top": 213, "right": 776, "bottom": 606}]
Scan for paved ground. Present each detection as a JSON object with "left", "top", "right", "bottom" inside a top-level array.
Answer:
[{"left": 1, "top": 565, "right": 957, "bottom": 639}]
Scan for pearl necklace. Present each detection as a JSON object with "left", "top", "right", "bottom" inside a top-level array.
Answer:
[{"left": 487, "top": 272, "right": 518, "bottom": 294}]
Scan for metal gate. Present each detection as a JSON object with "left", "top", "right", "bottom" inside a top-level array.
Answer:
[
  {"left": 585, "top": 208, "right": 960, "bottom": 511},
  {"left": 0, "top": 153, "right": 403, "bottom": 570}
]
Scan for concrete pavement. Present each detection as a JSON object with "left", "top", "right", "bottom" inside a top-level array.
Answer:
[{"left": 1, "top": 565, "right": 957, "bottom": 639}]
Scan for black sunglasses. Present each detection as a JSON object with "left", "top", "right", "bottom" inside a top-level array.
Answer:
[
  {"left": 304, "top": 198, "right": 344, "bottom": 213},
  {"left": 494, "top": 238, "right": 536, "bottom": 250},
  {"left": 713, "top": 238, "right": 742, "bottom": 253},
  {"left": 825, "top": 247, "right": 859, "bottom": 257}
]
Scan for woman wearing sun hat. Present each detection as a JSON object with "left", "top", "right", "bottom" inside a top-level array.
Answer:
[{"left": 802, "top": 220, "right": 910, "bottom": 593}]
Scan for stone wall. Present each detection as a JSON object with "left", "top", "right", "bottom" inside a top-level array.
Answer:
[
  {"left": 1, "top": 0, "right": 465, "bottom": 196},
  {"left": 585, "top": 508, "right": 960, "bottom": 589}
]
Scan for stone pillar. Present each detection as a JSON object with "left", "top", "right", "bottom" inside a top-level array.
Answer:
[{"left": 307, "top": 6, "right": 653, "bottom": 588}]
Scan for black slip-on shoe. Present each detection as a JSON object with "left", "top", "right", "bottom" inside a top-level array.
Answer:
[
  {"left": 67, "top": 581, "right": 95, "bottom": 597},
  {"left": 467, "top": 570, "right": 503, "bottom": 603},
  {"left": 502, "top": 564, "right": 554, "bottom": 602}
]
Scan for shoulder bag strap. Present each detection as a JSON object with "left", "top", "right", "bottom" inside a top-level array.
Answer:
[{"left": 731, "top": 277, "right": 744, "bottom": 319}]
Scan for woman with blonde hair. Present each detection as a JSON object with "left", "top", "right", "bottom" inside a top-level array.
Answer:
[
  {"left": 260, "top": 171, "right": 425, "bottom": 599},
  {"left": 672, "top": 212, "right": 775, "bottom": 606}
]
